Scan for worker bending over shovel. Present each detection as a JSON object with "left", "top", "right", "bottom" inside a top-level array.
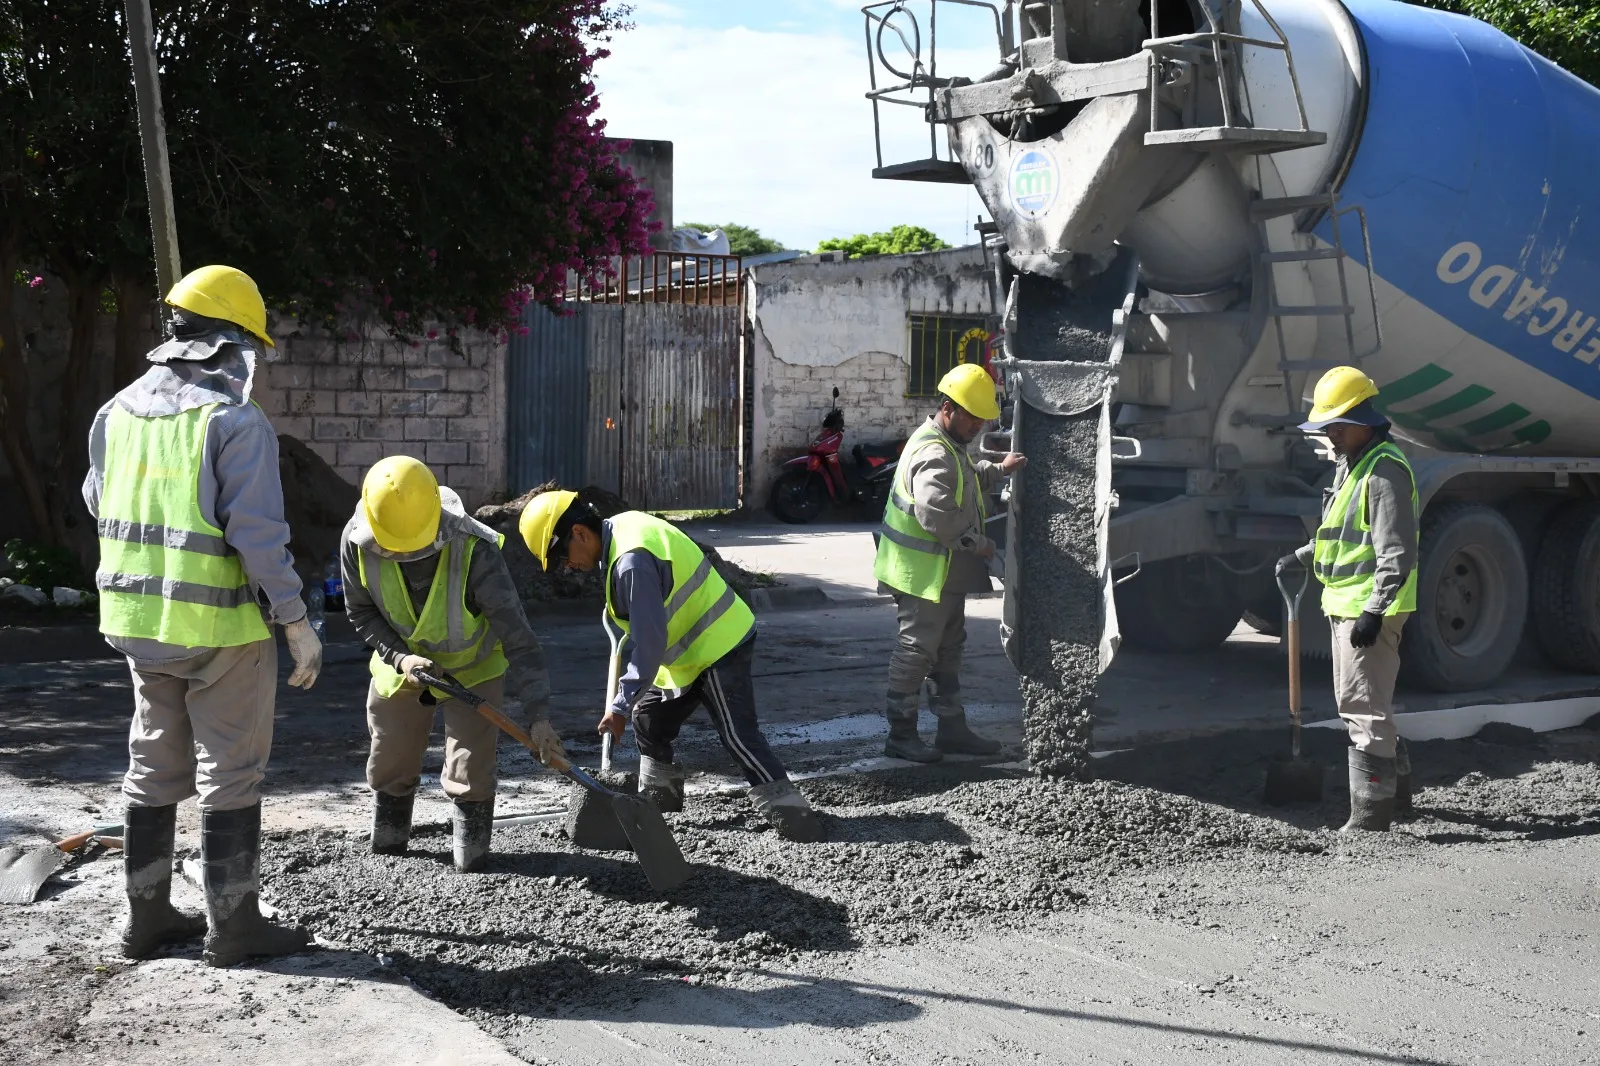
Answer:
[
  {"left": 342, "top": 457, "right": 565, "bottom": 872},
  {"left": 518, "top": 491, "right": 825, "bottom": 843},
  {"left": 874, "top": 363, "right": 1026, "bottom": 762},
  {"left": 1278, "top": 366, "right": 1419, "bottom": 832},
  {"left": 84, "top": 266, "right": 323, "bottom": 966}
]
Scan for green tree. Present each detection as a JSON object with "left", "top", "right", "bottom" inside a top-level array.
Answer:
[
  {"left": 681, "top": 222, "right": 785, "bottom": 257},
  {"left": 1410, "top": 0, "right": 1600, "bottom": 84},
  {"left": 1, "top": 0, "right": 652, "bottom": 552},
  {"left": 815, "top": 224, "right": 951, "bottom": 259}
]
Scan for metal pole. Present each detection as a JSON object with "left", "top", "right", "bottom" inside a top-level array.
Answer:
[{"left": 123, "top": 0, "right": 181, "bottom": 298}]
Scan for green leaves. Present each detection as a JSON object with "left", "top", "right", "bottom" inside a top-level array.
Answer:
[
  {"left": 681, "top": 222, "right": 785, "bottom": 257},
  {"left": 815, "top": 224, "right": 951, "bottom": 259}
]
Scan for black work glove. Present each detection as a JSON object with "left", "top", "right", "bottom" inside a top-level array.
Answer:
[
  {"left": 1350, "top": 610, "right": 1384, "bottom": 648},
  {"left": 1275, "top": 552, "right": 1305, "bottom": 576}
]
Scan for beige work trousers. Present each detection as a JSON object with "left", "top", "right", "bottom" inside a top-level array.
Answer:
[
  {"left": 888, "top": 588, "right": 968, "bottom": 714},
  {"left": 1330, "top": 613, "right": 1408, "bottom": 759},
  {"left": 123, "top": 637, "right": 278, "bottom": 811},
  {"left": 366, "top": 674, "right": 502, "bottom": 802}
]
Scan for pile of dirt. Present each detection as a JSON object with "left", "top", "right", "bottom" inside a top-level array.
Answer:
[
  {"left": 262, "top": 763, "right": 1326, "bottom": 1021},
  {"left": 279, "top": 433, "right": 360, "bottom": 589},
  {"left": 473, "top": 486, "right": 774, "bottom": 607}
]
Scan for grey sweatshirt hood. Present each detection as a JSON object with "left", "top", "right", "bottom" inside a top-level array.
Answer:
[
  {"left": 349, "top": 487, "right": 502, "bottom": 562},
  {"left": 119, "top": 336, "right": 259, "bottom": 416}
]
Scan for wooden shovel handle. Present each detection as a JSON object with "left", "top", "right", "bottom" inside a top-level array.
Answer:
[
  {"left": 417, "top": 668, "right": 574, "bottom": 774},
  {"left": 54, "top": 829, "right": 96, "bottom": 853},
  {"left": 1287, "top": 617, "right": 1302, "bottom": 718}
]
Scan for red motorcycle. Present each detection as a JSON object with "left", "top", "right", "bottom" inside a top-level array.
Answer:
[{"left": 768, "top": 388, "right": 906, "bottom": 524}]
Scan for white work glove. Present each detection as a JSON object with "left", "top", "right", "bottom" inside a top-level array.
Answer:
[
  {"left": 397, "top": 654, "right": 435, "bottom": 687},
  {"left": 524, "top": 718, "right": 567, "bottom": 767},
  {"left": 283, "top": 617, "right": 323, "bottom": 690}
]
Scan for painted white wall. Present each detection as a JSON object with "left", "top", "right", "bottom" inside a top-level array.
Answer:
[{"left": 747, "top": 246, "right": 996, "bottom": 508}]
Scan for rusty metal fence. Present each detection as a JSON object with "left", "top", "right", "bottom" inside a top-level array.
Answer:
[{"left": 507, "top": 253, "right": 744, "bottom": 511}]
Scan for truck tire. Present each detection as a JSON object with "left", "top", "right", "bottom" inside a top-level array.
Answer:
[
  {"left": 1401, "top": 502, "right": 1527, "bottom": 692},
  {"left": 1115, "top": 556, "right": 1244, "bottom": 652},
  {"left": 1530, "top": 499, "right": 1600, "bottom": 672}
]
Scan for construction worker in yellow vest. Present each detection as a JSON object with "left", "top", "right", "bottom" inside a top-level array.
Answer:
[
  {"left": 518, "top": 490, "right": 825, "bottom": 843},
  {"left": 1278, "top": 366, "right": 1419, "bottom": 832},
  {"left": 874, "top": 363, "right": 1027, "bottom": 763},
  {"left": 342, "top": 457, "right": 565, "bottom": 872},
  {"left": 83, "top": 265, "right": 323, "bottom": 967}
]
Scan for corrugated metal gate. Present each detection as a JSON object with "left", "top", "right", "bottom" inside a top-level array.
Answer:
[
  {"left": 506, "top": 305, "right": 588, "bottom": 491},
  {"left": 505, "top": 254, "right": 743, "bottom": 510}
]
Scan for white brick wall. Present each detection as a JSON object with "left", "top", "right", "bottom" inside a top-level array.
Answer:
[
  {"left": 255, "top": 319, "right": 508, "bottom": 509},
  {"left": 747, "top": 247, "right": 996, "bottom": 508}
]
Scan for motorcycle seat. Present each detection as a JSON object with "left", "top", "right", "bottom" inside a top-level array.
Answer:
[{"left": 853, "top": 440, "right": 906, "bottom": 463}]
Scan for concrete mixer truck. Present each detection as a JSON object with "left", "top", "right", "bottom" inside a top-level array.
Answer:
[{"left": 861, "top": 0, "right": 1600, "bottom": 695}]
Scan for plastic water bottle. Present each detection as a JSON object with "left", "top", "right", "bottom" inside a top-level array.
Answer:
[
  {"left": 323, "top": 558, "right": 344, "bottom": 613},
  {"left": 306, "top": 578, "right": 326, "bottom": 640}
]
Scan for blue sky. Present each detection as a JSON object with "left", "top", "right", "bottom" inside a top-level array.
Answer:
[{"left": 593, "top": 1, "right": 1000, "bottom": 251}]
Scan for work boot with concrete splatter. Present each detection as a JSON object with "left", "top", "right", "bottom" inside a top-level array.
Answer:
[
  {"left": 451, "top": 800, "right": 494, "bottom": 873},
  {"left": 1340, "top": 748, "right": 1397, "bottom": 833},
  {"left": 934, "top": 714, "right": 1003, "bottom": 756},
  {"left": 1394, "top": 739, "right": 1414, "bottom": 815},
  {"left": 200, "top": 803, "right": 310, "bottom": 967},
  {"left": 639, "top": 756, "right": 686, "bottom": 813},
  {"left": 750, "top": 780, "right": 826, "bottom": 843},
  {"left": 119, "top": 803, "right": 207, "bottom": 959},
  {"left": 885, "top": 693, "right": 942, "bottom": 763},
  {"left": 371, "top": 791, "right": 414, "bottom": 855}
]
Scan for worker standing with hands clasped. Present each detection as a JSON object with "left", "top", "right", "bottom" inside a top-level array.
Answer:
[
  {"left": 874, "top": 363, "right": 1026, "bottom": 762},
  {"left": 517, "top": 490, "right": 825, "bottom": 843},
  {"left": 342, "top": 457, "right": 563, "bottom": 873},
  {"left": 83, "top": 265, "right": 322, "bottom": 967},
  {"left": 1278, "top": 366, "right": 1419, "bottom": 832}
]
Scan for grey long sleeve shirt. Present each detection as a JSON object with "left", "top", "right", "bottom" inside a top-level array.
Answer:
[
  {"left": 898, "top": 416, "right": 1005, "bottom": 595},
  {"left": 341, "top": 514, "right": 552, "bottom": 719},
  {"left": 83, "top": 342, "right": 305, "bottom": 663},
  {"left": 1295, "top": 434, "right": 1419, "bottom": 616}
]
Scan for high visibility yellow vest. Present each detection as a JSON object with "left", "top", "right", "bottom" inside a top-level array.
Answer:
[
  {"left": 604, "top": 511, "right": 754, "bottom": 690},
  {"left": 872, "top": 421, "right": 982, "bottom": 601},
  {"left": 1314, "top": 440, "right": 1419, "bottom": 618},
  {"left": 96, "top": 403, "right": 270, "bottom": 647},
  {"left": 357, "top": 530, "right": 509, "bottom": 699}
]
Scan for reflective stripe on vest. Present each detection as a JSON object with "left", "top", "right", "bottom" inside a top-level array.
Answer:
[
  {"left": 96, "top": 403, "right": 269, "bottom": 647},
  {"left": 1313, "top": 440, "right": 1419, "bottom": 618},
  {"left": 358, "top": 531, "right": 509, "bottom": 699},
  {"left": 872, "top": 422, "right": 980, "bottom": 601},
  {"left": 604, "top": 511, "right": 754, "bottom": 690}
]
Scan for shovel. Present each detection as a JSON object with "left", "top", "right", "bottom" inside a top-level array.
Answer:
[
  {"left": 0, "top": 829, "right": 105, "bottom": 904},
  {"left": 563, "top": 613, "right": 635, "bottom": 852},
  {"left": 415, "top": 669, "right": 692, "bottom": 893},
  {"left": 1264, "top": 565, "right": 1324, "bottom": 805}
]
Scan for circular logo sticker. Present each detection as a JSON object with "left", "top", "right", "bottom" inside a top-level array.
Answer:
[{"left": 1009, "top": 149, "right": 1059, "bottom": 219}]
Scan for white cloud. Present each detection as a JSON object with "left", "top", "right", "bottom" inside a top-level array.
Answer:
[{"left": 594, "top": 20, "right": 1000, "bottom": 251}]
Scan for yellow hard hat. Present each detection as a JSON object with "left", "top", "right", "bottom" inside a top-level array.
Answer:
[
  {"left": 518, "top": 489, "right": 579, "bottom": 571},
  {"left": 362, "top": 456, "right": 442, "bottom": 554},
  {"left": 165, "top": 265, "right": 275, "bottom": 348},
  {"left": 1301, "top": 366, "right": 1381, "bottom": 430},
  {"left": 936, "top": 362, "right": 1000, "bottom": 421}
]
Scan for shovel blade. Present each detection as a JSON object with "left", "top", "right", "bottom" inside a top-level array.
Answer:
[
  {"left": 0, "top": 844, "right": 67, "bottom": 905},
  {"left": 610, "top": 795, "right": 692, "bottom": 892},
  {"left": 1263, "top": 758, "right": 1324, "bottom": 807}
]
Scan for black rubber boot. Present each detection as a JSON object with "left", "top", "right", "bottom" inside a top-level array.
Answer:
[
  {"left": 884, "top": 692, "right": 941, "bottom": 763},
  {"left": 750, "top": 780, "right": 826, "bottom": 843},
  {"left": 1394, "top": 739, "right": 1414, "bottom": 815},
  {"left": 1340, "top": 748, "right": 1397, "bottom": 833},
  {"left": 371, "top": 791, "right": 414, "bottom": 855},
  {"left": 450, "top": 800, "right": 494, "bottom": 873},
  {"left": 119, "top": 803, "right": 207, "bottom": 959},
  {"left": 201, "top": 803, "right": 310, "bottom": 967},
  {"left": 934, "top": 714, "right": 1003, "bottom": 756},
  {"left": 639, "top": 756, "right": 685, "bottom": 813}
]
